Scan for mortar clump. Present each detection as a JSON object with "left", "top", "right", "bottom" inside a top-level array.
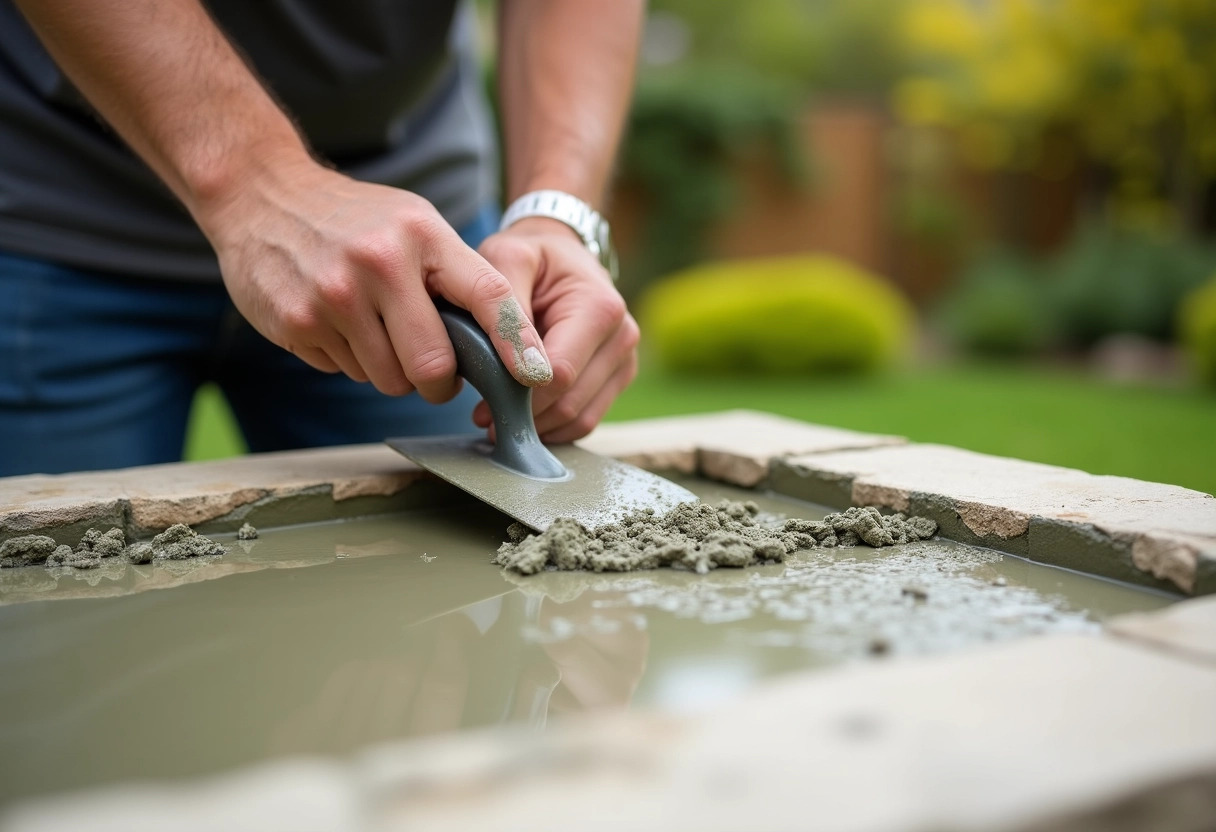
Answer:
[
  {"left": 150, "top": 524, "right": 225, "bottom": 560},
  {"left": 778, "top": 507, "right": 937, "bottom": 550},
  {"left": 47, "top": 527, "right": 129, "bottom": 569},
  {"left": 47, "top": 544, "right": 101, "bottom": 569},
  {"left": 126, "top": 542, "right": 154, "bottom": 565},
  {"left": 0, "top": 535, "right": 60, "bottom": 568},
  {"left": 78, "top": 528, "right": 127, "bottom": 558},
  {"left": 495, "top": 501, "right": 938, "bottom": 575}
]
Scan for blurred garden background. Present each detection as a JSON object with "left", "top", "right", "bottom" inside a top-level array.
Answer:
[{"left": 187, "top": 0, "right": 1216, "bottom": 495}]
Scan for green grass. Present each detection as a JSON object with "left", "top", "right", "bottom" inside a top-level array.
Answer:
[
  {"left": 184, "top": 364, "right": 1216, "bottom": 496},
  {"left": 184, "top": 384, "right": 247, "bottom": 462}
]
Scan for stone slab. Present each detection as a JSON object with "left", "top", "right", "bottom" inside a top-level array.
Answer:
[
  {"left": 1107, "top": 595, "right": 1216, "bottom": 668},
  {"left": 774, "top": 444, "right": 1216, "bottom": 595},
  {"left": 580, "top": 410, "right": 903, "bottom": 486},
  {"left": 0, "top": 445, "right": 424, "bottom": 542},
  {"left": 4, "top": 634, "right": 1214, "bottom": 832}
]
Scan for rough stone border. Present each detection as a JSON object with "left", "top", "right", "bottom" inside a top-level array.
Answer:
[
  {"left": 0, "top": 445, "right": 428, "bottom": 547},
  {"left": 3, "top": 599, "right": 1214, "bottom": 832},
  {"left": 767, "top": 445, "right": 1216, "bottom": 596},
  {"left": 0, "top": 410, "right": 900, "bottom": 545},
  {"left": 3, "top": 409, "right": 1213, "bottom": 594},
  {"left": 584, "top": 412, "right": 1216, "bottom": 595}
]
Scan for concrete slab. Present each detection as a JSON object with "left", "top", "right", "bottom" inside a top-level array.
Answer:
[
  {"left": 581, "top": 410, "right": 903, "bottom": 486},
  {"left": 773, "top": 444, "right": 1216, "bottom": 595},
  {"left": 4, "top": 634, "right": 1214, "bottom": 832},
  {"left": 1107, "top": 595, "right": 1216, "bottom": 668}
]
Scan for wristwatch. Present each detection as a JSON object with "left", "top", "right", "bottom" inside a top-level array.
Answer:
[{"left": 500, "top": 189, "right": 619, "bottom": 282}]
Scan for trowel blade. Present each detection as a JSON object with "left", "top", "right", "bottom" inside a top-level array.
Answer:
[{"left": 386, "top": 434, "right": 697, "bottom": 532}]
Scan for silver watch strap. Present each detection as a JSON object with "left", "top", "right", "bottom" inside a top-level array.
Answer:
[{"left": 500, "top": 189, "right": 618, "bottom": 281}]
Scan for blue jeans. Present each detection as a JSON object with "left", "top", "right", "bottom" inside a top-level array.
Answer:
[{"left": 0, "top": 206, "right": 498, "bottom": 476}]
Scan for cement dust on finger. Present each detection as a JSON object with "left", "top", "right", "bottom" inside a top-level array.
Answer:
[{"left": 496, "top": 298, "right": 551, "bottom": 385}]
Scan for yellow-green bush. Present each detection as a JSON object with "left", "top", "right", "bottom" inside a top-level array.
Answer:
[
  {"left": 640, "top": 255, "right": 913, "bottom": 375},
  {"left": 1179, "top": 276, "right": 1216, "bottom": 387}
]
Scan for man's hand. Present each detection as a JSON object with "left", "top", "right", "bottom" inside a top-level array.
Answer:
[
  {"left": 13, "top": 0, "right": 552, "bottom": 405},
  {"left": 476, "top": 217, "right": 638, "bottom": 443},
  {"left": 198, "top": 159, "right": 552, "bottom": 402}
]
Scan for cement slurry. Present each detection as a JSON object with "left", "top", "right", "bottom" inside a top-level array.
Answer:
[{"left": 0, "top": 479, "right": 1172, "bottom": 806}]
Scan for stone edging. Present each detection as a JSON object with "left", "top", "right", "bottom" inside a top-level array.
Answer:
[
  {"left": 582, "top": 411, "right": 1215, "bottom": 596},
  {"left": 2, "top": 409, "right": 1213, "bottom": 594}
]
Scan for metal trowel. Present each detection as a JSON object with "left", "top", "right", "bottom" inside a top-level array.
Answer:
[{"left": 386, "top": 301, "right": 696, "bottom": 532}]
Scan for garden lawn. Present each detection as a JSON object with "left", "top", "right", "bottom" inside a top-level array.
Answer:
[{"left": 185, "top": 362, "right": 1216, "bottom": 497}]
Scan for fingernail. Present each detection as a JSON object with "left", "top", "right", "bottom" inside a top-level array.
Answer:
[{"left": 519, "top": 345, "right": 553, "bottom": 385}]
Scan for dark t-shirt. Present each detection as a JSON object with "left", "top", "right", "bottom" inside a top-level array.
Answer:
[{"left": 0, "top": 0, "right": 497, "bottom": 280}]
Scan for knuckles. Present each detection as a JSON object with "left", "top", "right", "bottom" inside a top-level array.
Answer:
[
  {"left": 548, "top": 398, "right": 581, "bottom": 429},
  {"left": 346, "top": 233, "right": 407, "bottom": 278},
  {"left": 620, "top": 313, "right": 641, "bottom": 352},
  {"left": 407, "top": 345, "right": 458, "bottom": 388},
  {"left": 467, "top": 265, "right": 514, "bottom": 306},
  {"left": 374, "top": 374, "right": 414, "bottom": 398},
  {"left": 548, "top": 355, "right": 579, "bottom": 392},
  {"left": 313, "top": 271, "right": 360, "bottom": 313},
  {"left": 480, "top": 234, "right": 540, "bottom": 276},
  {"left": 277, "top": 302, "right": 323, "bottom": 339}
]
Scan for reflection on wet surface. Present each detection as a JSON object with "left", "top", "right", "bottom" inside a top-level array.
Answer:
[{"left": 0, "top": 480, "right": 1172, "bottom": 805}]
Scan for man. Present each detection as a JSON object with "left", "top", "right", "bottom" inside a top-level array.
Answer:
[{"left": 0, "top": 0, "right": 643, "bottom": 476}]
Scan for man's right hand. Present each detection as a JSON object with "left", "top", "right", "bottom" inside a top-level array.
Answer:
[
  {"left": 14, "top": 0, "right": 550, "bottom": 404},
  {"left": 197, "top": 156, "right": 551, "bottom": 402}
]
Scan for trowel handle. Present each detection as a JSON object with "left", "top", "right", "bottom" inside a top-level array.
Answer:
[{"left": 435, "top": 300, "right": 567, "bottom": 480}]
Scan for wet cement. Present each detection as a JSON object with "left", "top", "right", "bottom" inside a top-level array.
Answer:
[
  {"left": 0, "top": 479, "right": 1173, "bottom": 806},
  {"left": 495, "top": 502, "right": 937, "bottom": 574}
]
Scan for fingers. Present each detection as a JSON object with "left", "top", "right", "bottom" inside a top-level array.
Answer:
[
  {"left": 421, "top": 221, "right": 553, "bottom": 389},
  {"left": 538, "top": 314, "right": 638, "bottom": 442},
  {"left": 377, "top": 290, "right": 461, "bottom": 403},
  {"left": 288, "top": 344, "right": 342, "bottom": 375},
  {"left": 533, "top": 287, "right": 628, "bottom": 409},
  {"left": 471, "top": 311, "right": 640, "bottom": 442},
  {"left": 223, "top": 172, "right": 550, "bottom": 402},
  {"left": 542, "top": 355, "right": 637, "bottom": 444}
]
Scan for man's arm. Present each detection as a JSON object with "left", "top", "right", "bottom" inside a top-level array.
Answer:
[
  {"left": 13, "top": 0, "right": 553, "bottom": 401},
  {"left": 478, "top": 0, "right": 646, "bottom": 443}
]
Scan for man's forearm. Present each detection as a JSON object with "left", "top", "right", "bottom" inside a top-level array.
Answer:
[
  {"left": 13, "top": 0, "right": 310, "bottom": 221},
  {"left": 496, "top": 0, "right": 645, "bottom": 207}
]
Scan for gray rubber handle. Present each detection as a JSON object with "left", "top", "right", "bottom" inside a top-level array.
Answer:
[{"left": 436, "top": 300, "right": 567, "bottom": 480}]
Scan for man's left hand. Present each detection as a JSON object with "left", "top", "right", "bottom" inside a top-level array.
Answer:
[{"left": 475, "top": 216, "right": 639, "bottom": 443}]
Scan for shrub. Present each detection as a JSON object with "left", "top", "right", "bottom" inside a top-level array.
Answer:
[
  {"left": 934, "top": 252, "right": 1055, "bottom": 357},
  {"left": 640, "top": 255, "right": 913, "bottom": 375},
  {"left": 1048, "top": 223, "right": 1216, "bottom": 347},
  {"left": 1179, "top": 276, "right": 1216, "bottom": 386}
]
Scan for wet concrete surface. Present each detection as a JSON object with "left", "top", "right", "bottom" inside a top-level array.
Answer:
[{"left": 0, "top": 479, "right": 1172, "bottom": 806}]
